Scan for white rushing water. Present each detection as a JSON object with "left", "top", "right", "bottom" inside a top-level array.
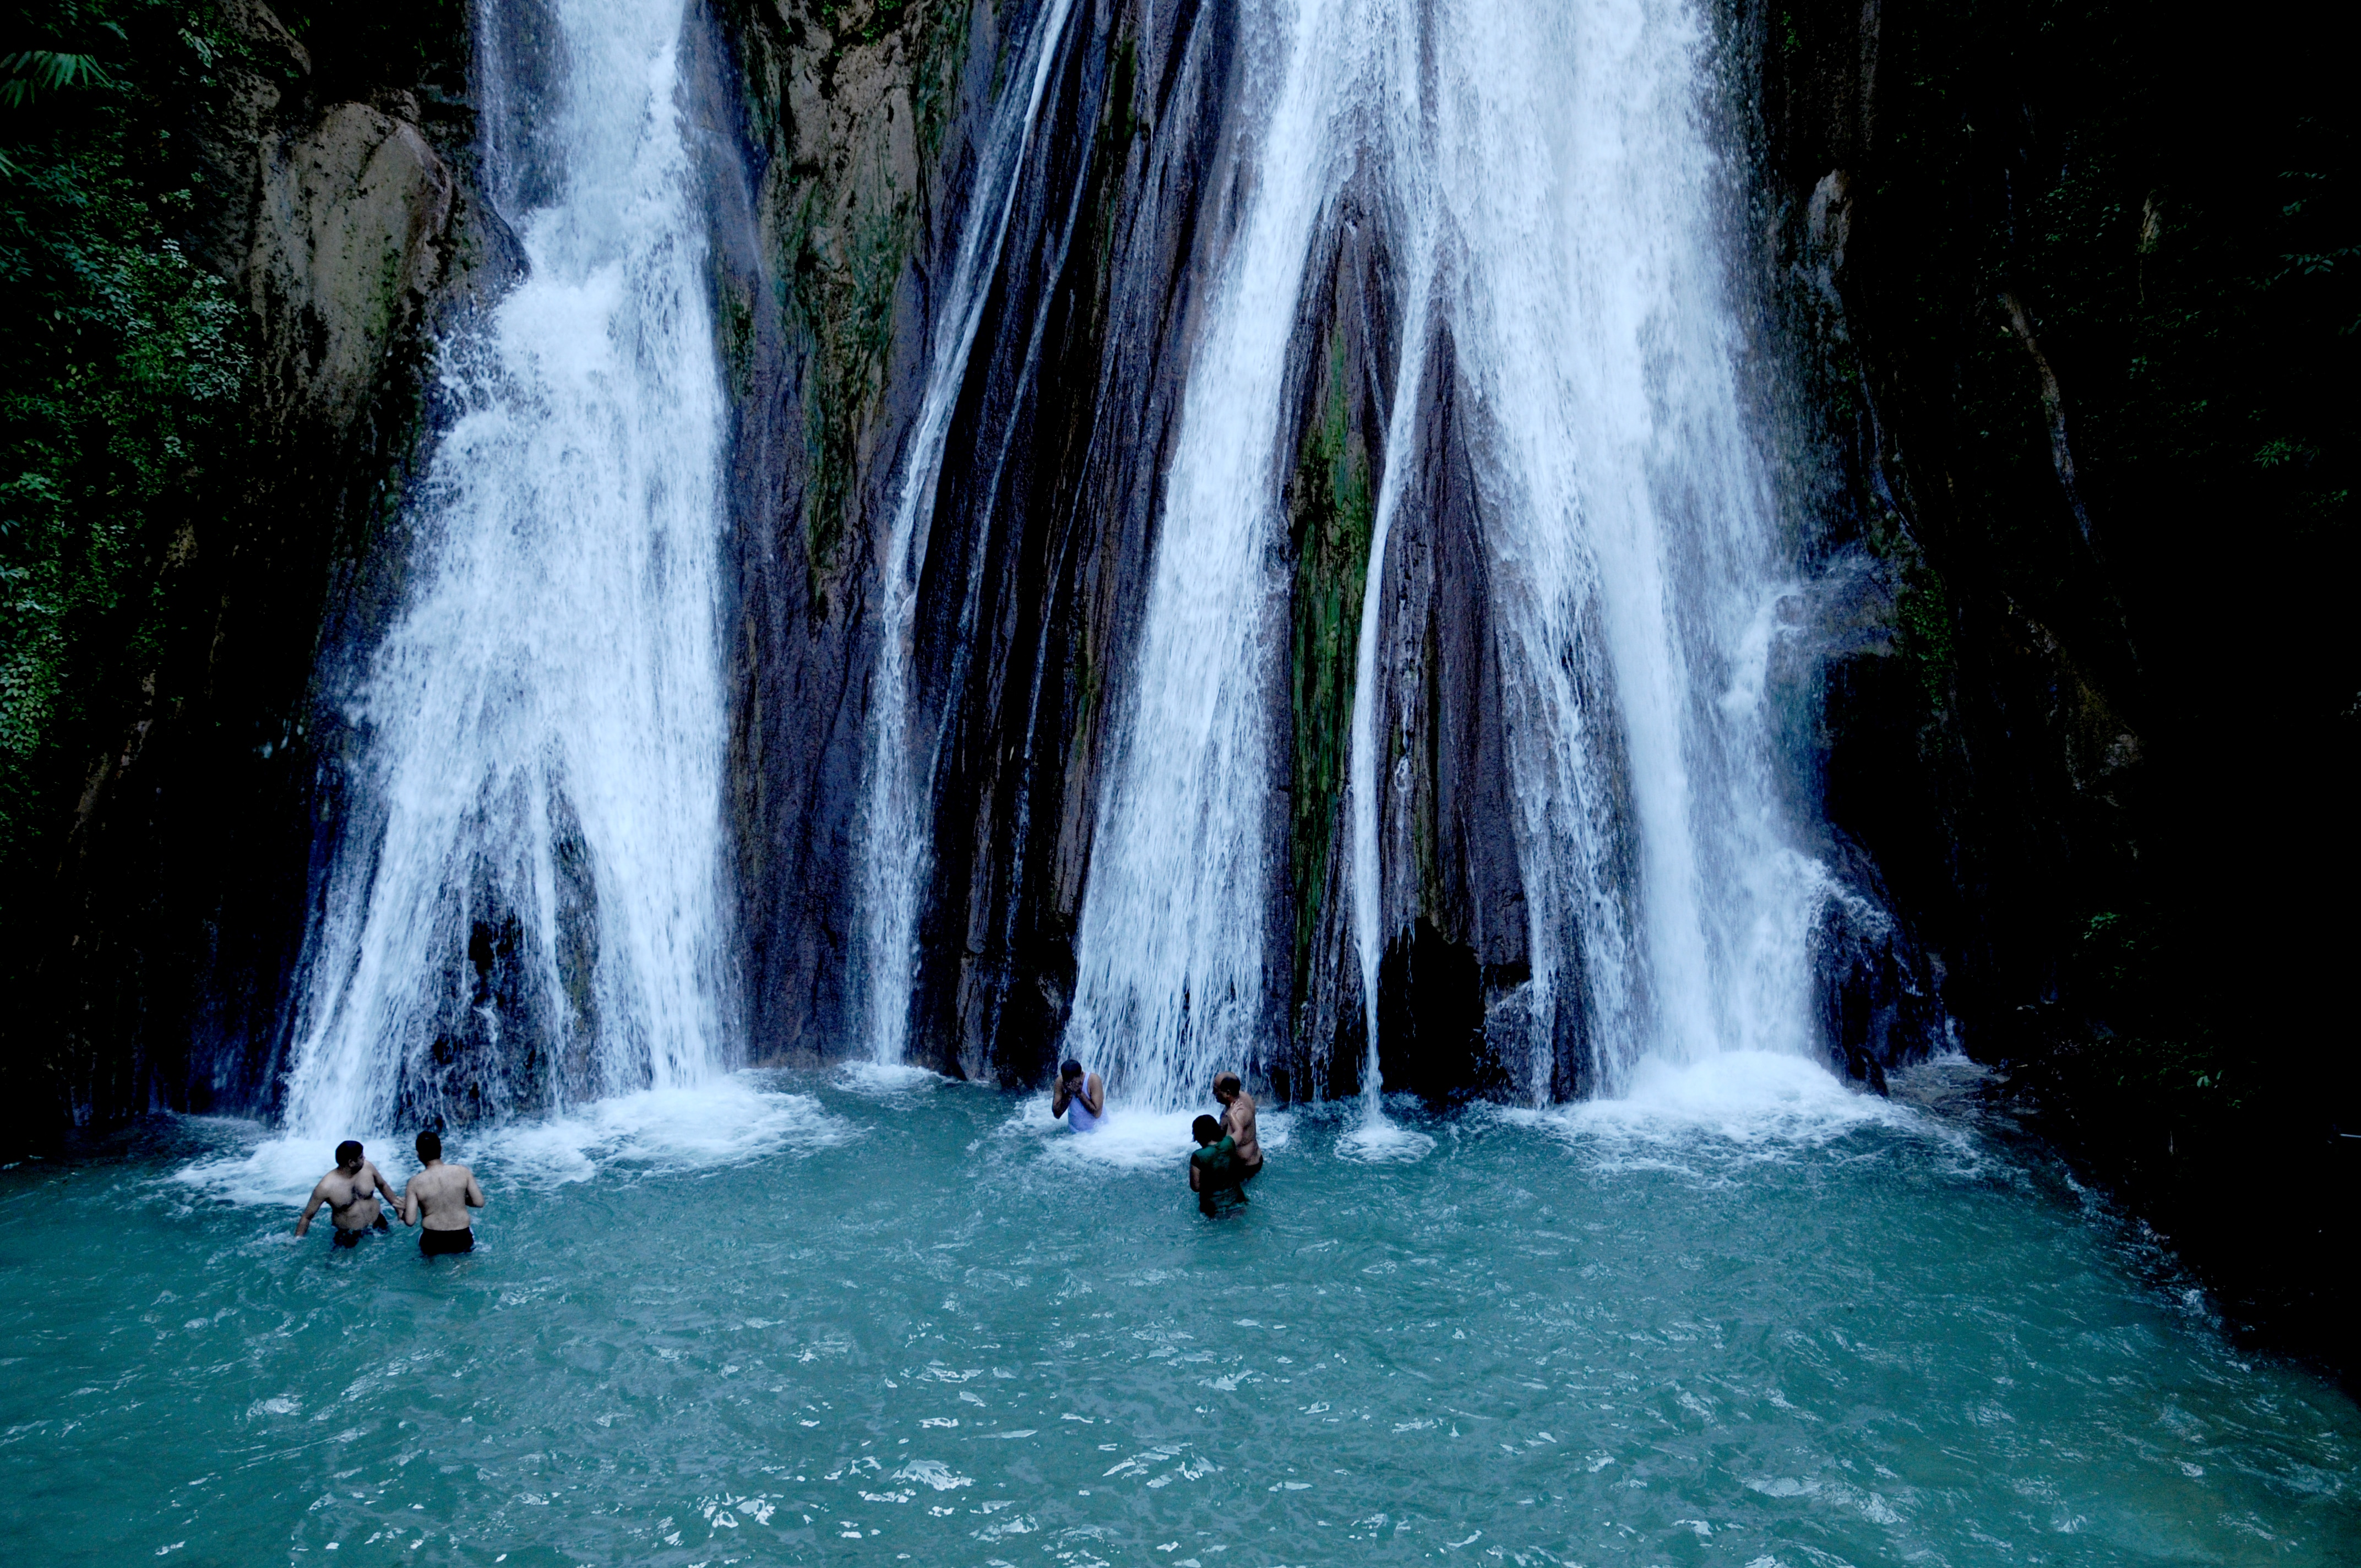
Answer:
[
  {"left": 1339, "top": 1, "right": 1436, "bottom": 1152},
  {"left": 1430, "top": 0, "right": 1820, "bottom": 1093},
  {"left": 858, "top": 0, "right": 1082, "bottom": 1066},
  {"left": 1079, "top": 0, "right": 1825, "bottom": 1110},
  {"left": 1063, "top": 0, "right": 1345, "bottom": 1111},
  {"left": 281, "top": 0, "right": 731, "bottom": 1136}
]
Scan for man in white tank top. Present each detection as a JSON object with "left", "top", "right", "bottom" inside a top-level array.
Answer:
[{"left": 1053, "top": 1060, "right": 1106, "bottom": 1131}]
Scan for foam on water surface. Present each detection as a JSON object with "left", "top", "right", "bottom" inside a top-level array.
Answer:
[
  {"left": 14, "top": 1071, "right": 2359, "bottom": 1566},
  {"left": 834, "top": 1061, "right": 959, "bottom": 1098},
  {"left": 1013, "top": 1098, "right": 1296, "bottom": 1175},
  {"left": 1502, "top": 1050, "right": 1988, "bottom": 1185},
  {"left": 166, "top": 1073, "right": 847, "bottom": 1205},
  {"left": 166, "top": 1126, "right": 344, "bottom": 1208},
  {"left": 1575, "top": 1049, "right": 1908, "bottom": 1133},
  {"left": 1333, "top": 1113, "right": 1436, "bottom": 1165},
  {"left": 465, "top": 1075, "right": 850, "bottom": 1185}
]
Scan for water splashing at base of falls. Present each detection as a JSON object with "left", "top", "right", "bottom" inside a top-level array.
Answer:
[
  {"left": 1077, "top": 0, "right": 1832, "bottom": 1109},
  {"left": 857, "top": 0, "right": 1081, "bottom": 1068},
  {"left": 281, "top": 0, "right": 731, "bottom": 1137}
]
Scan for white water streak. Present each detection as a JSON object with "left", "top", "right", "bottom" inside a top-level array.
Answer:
[
  {"left": 1346, "top": 0, "right": 1434, "bottom": 1122},
  {"left": 284, "top": 0, "right": 730, "bottom": 1136},
  {"left": 1090, "top": 0, "right": 1828, "bottom": 1110},
  {"left": 860, "top": 0, "right": 1082, "bottom": 1065},
  {"left": 1065, "top": 0, "right": 1344, "bottom": 1112},
  {"left": 1434, "top": 0, "right": 1819, "bottom": 1091}
]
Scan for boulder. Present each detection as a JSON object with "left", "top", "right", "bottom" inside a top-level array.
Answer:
[{"left": 248, "top": 103, "right": 456, "bottom": 439}]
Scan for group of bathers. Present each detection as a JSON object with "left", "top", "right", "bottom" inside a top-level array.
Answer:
[{"left": 307, "top": 1135, "right": 481, "bottom": 1258}]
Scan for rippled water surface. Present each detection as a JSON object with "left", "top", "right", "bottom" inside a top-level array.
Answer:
[{"left": 4, "top": 1055, "right": 2354, "bottom": 1567}]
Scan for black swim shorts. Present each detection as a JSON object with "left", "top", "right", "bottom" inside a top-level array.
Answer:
[
  {"left": 420, "top": 1227, "right": 475, "bottom": 1257},
  {"left": 331, "top": 1215, "right": 390, "bottom": 1248}
]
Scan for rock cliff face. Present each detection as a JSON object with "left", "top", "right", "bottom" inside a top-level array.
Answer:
[
  {"left": 605, "top": 0, "right": 1273, "bottom": 1088},
  {"left": 716, "top": 0, "right": 1021, "bottom": 1072},
  {"left": 27, "top": 0, "right": 1936, "bottom": 1115},
  {"left": 739, "top": 0, "right": 1551, "bottom": 1094},
  {"left": 248, "top": 102, "right": 454, "bottom": 435},
  {"left": 24, "top": 0, "right": 512, "bottom": 1126},
  {"left": 1758, "top": 0, "right": 2355, "bottom": 1371},
  {"left": 769, "top": 0, "right": 1928, "bottom": 1101}
]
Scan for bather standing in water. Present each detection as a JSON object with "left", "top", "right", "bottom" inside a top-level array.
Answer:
[
  {"left": 398, "top": 1130, "right": 485, "bottom": 1257},
  {"left": 295, "top": 1141, "right": 398, "bottom": 1248},
  {"left": 1212, "top": 1072, "right": 1263, "bottom": 1186},
  {"left": 1052, "top": 1059, "right": 1106, "bottom": 1131},
  {"left": 1188, "top": 1114, "right": 1248, "bottom": 1216}
]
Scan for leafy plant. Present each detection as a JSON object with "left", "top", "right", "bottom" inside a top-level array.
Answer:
[{"left": 2, "top": 47, "right": 115, "bottom": 108}]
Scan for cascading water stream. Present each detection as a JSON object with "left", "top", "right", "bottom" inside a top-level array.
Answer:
[
  {"left": 1429, "top": 0, "right": 1820, "bottom": 1093},
  {"left": 1340, "top": 284, "right": 1435, "bottom": 1155},
  {"left": 859, "top": 0, "right": 1081, "bottom": 1068},
  {"left": 1063, "top": 0, "right": 1343, "bottom": 1112},
  {"left": 280, "top": 0, "right": 732, "bottom": 1137},
  {"left": 1081, "top": 0, "right": 1827, "bottom": 1114},
  {"left": 1340, "top": 0, "right": 1435, "bottom": 1152}
]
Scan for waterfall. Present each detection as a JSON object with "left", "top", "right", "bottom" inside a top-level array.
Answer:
[
  {"left": 1062, "top": 0, "right": 1345, "bottom": 1112},
  {"left": 281, "top": 0, "right": 731, "bottom": 1136},
  {"left": 1077, "top": 0, "right": 1823, "bottom": 1110},
  {"left": 1427, "top": 0, "right": 1819, "bottom": 1094},
  {"left": 858, "top": 0, "right": 1081, "bottom": 1068},
  {"left": 1342, "top": 2, "right": 1433, "bottom": 1136}
]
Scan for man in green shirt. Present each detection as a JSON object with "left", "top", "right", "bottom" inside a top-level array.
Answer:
[{"left": 1188, "top": 1114, "right": 1248, "bottom": 1216}]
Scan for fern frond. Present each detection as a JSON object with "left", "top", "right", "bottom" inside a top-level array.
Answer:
[{"left": 1, "top": 51, "right": 114, "bottom": 110}]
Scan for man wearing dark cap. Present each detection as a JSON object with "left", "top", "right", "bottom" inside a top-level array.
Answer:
[
  {"left": 295, "top": 1141, "right": 398, "bottom": 1248},
  {"left": 397, "top": 1130, "right": 485, "bottom": 1257}
]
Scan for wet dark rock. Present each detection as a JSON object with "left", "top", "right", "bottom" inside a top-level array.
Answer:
[
  {"left": 1764, "top": 0, "right": 2356, "bottom": 1378},
  {"left": 887, "top": 0, "right": 1253, "bottom": 1085},
  {"left": 15, "top": 0, "right": 508, "bottom": 1131},
  {"left": 1287, "top": 316, "right": 1543, "bottom": 1102}
]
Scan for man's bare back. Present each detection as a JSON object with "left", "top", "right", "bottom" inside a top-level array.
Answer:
[
  {"left": 402, "top": 1162, "right": 484, "bottom": 1229},
  {"left": 1213, "top": 1073, "right": 1262, "bottom": 1175},
  {"left": 400, "top": 1131, "right": 483, "bottom": 1256}
]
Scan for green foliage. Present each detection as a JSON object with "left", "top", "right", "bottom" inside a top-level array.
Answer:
[
  {"left": 909, "top": 0, "right": 971, "bottom": 158},
  {"left": 744, "top": 1, "right": 974, "bottom": 611},
  {"left": 1891, "top": 545, "right": 1955, "bottom": 707},
  {"left": 788, "top": 175, "right": 912, "bottom": 611},
  {"left": 2, "top": 48, "right": 115, "bottom": 110},
  {"left": 1870, "top": 3, "right": 2357, "bottom": 674},
  {"left": 0, "top": 1, "right": 251, "bottom": 881},
  {"left": 268, "top": 0, "right": 469, "bottom": 100},
  {"left": 2041, "top": 906, "right": 2246, "bottom": 1129}
]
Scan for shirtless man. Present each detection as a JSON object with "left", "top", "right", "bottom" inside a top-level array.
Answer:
[
  {"left": 1051, "top": 1060, "right": 1106, "bottom": 1132},
  {"left": 398, "top": 1130, "right": 485, "bottom": 1258},
  {"left": 1212, "top": 1072, "right": 1263, "bottom": 1186},
  {"left": 295, "top": 1141, "right": 398, "bottom": 1248}
]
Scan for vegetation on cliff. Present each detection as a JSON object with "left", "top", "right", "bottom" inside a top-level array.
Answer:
[
  {"left": 728, "top": 0, "right": 973, "bottom": 612},
  {"left": 0, "top": 0, "right": 481, "bottom": 1129},
  {"left": 1285, "top": 329, "right": 1373, "bottom": 1008},
  {"left": 0, "top": 2, "right": 252, "bottom": 894}
]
